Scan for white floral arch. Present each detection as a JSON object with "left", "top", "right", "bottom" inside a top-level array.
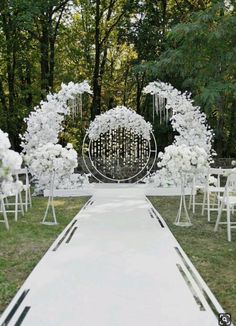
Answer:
[
  {"left": 83, "top": 106, "right": 157, "bottom": 183},
  {"left": 21, "top": 81, "right": 92, "bottom": 192},
  {"left": 143, "top": 81, "right": 213, "bottom": 186}
]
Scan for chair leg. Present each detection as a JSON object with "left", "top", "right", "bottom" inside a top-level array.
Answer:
[
  {"left": 192, "top": 192, "right": 196, "bottom": 214},
  {"left": 214, "top": 201, "right": 224, "bottom": 232},
  {"left": 14, "top": 194, "right": 18, "bottom": 221},
  {"left": 227, "top": 204, "right": 231, "bottom": 242},
  {"left": 5, "top": 196, "right": 9, "bottom": 208},
  {"left": 1, "top": 197, "right": 9, "bottom": 230},
  {"left": 29, "top": 187, "right": 32, "bottom": 207},
  {"left": 25, "top": 189, "right": 28, "bottom": 212},
  {"left": 202, "top": 190, "right": 206, "bottom": 215},
  {"left": 207, "top": 191, "right": 211, "bottom": 222},
  {"left": 19, "top": 192, "right": 24, "bottom": 216}
]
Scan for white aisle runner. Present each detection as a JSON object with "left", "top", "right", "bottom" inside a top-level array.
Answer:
[{"left": 0, "top": 185, "right": 224, "bottom": 326}]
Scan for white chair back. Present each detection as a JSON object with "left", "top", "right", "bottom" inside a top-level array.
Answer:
[
  {"left": 207, "top": 168, "right": 232, "bottom": 187},
  {"left": 224, "top": 171, "right": 236, "bottom": 194}
]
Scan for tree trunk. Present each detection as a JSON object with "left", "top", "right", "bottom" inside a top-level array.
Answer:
[
  {"left": 227, "top": 102, "right": 236, "bottom": 157},
  {"left": 215, "top": 96, "right": 225, "bottom": 157},
  {"left": 49, "top": 35, "right": 55, "bottom": 90},
  {"left": 91, "top": 0, "right": 101, "bottom": 120},
  {"left": 136, "top": 72, "right": 146, "bottom": 114},
  {"left": 40, "top": 21, "right": 50, "bottom": 96}
]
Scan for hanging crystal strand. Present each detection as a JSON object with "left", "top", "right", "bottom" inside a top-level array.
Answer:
[
  {"left": 166, "top": 99, "right": 169, "bottom": 123},
  {"left": 78, "top": 94, "right": 83, "bottom": 120},
  {"left": 163, "top": 97, "right": 167, "bottom": 124},
  {"left": 158, "top": 95, "right": 162, "bottom": 124},
  {"left": 95, "top": 138, "right": 97, "bottom": 169},
  {"left": 123, "top": 128, "right": 125, "bottom": 167},
  {"left": 163, "top": 97, "right": 166, "bottom": 123},
  {"left": 109, "top": 130, "right": 112, "bottom": 175},
  {"left": 141, "top": 136, "right": 143, "bottom": 168},
  {"left": 100, "top": 134, "right": 102, "bottom": 170},
  {"left": 75, "top": 96, "right": 78, "bottom": 117},
  {"left": 72, "top": 98, "right": 75, "bottom": 120},
  {"left": 92, "top": 140, "right": 94, "bottom": 170},
  {"left": 153, "top": 94, "right": 155, "bottom": 123},
  {"left": 105, "top": 131, "right": 107, "bottom": 174},
  {"left": 154, "top": 93, "right": 159, "bottom": 123},
  {"left": 103, "top": 133, "right": 105, "bottom": 175}
]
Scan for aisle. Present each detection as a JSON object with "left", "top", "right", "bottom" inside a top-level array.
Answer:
[{"left": 0, "top": 185, "right": 223, "bottom": 326}]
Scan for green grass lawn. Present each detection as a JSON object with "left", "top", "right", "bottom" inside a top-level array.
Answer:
[
  {"left": 149, "top": 195, "right": 236, "bottom": 324},
  {"left": 0, "top": 196, "right": 89, "bottom": 314}
]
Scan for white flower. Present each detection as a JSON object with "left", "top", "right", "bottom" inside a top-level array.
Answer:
[
  {"left": 143, "top": 81, "right": 213, "bottom": 187},
  {"left": 20, "top": 81, "right": 91, "bottom": 192},
  {"left": 0, "top": 129, "right": 23, "bottom": 196},
  {"left": 2, "top": 150, "right": 22, "bottom": 171},
  {"left": 88, "top": 106, "right": 152, "bottom": 141}
]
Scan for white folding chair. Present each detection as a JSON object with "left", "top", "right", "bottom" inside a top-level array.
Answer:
[
  {"left": 14, "top": 168, "right": 32, "bottom": 212},
  {"left": 214, "top": 172, "right": 236, "bottom": 241},
  {"left": 201, "top": 168, "right": 232, "bottom": 222},
  {"left": 189, "top": 175, "right": 206, "bottom": 213},
  {"left": 4, "top": 173, "right": 24, "bottom": 221},
  {"left": 0, "top": 194, "right": 9, "bottom": 230}
]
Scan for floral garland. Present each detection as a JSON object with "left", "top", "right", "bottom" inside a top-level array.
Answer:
[
  {"left": 21, "top": 81, "right": 92, "bottom": 193},
  {"left": 21, "top": 81, "right": 92, "bottom": 155},
  {"left": 88, "top": 106, "right": 152, "bottom": 141},
  {"left": 143, "top": 81, "right": 213, "bottom": 186},
  {"left": 143, "top": 81, "right": 213, "bottom": 154},
  {"left": 0, "top": 129, "right": 23, "bottom": 196}
]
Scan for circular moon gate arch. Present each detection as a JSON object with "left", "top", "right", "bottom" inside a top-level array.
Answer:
[{"left": 82, "top": 128, "right": 157, "bottom": 183}]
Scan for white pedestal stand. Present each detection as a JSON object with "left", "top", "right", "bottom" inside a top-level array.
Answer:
[
  {"left": 41, "top": 171, "right": 58, "bottom": 225},
  {"left": 174, "top": 173, "right": 192, "bottom": 227}
]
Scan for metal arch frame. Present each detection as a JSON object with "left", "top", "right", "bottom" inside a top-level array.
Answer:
[
  {"left": 87, "top": 134, "right": 151, "bottom": 183},
  {"left": 82, "top": 130, "right": 157, "bottom": 183}
]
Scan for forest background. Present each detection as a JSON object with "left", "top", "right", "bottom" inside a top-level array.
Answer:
[{"left": 0, "top": 0, "right": 235, "bottom": 157}]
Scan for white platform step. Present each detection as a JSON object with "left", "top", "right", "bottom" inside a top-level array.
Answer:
[{"left": 43, "top": 183, "right": 193, "bottom": 197}]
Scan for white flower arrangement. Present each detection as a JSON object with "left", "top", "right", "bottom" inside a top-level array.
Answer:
[
  {"left": 88, "top": 106, "right": 152, "bottom": 141},
  {"left": 158, "top": 144, "right": 208, "bottom": 174},
  {"left": 143, "top": 81, "right": 213, "bottom": 186},
  {"left": 53, "top": 173, "right": 91, "bottom": 190},
  {"left": 21, "top": 81, "right": 92, "bottom": 193},
  {"left": 29, "top": 143, "right": 78, "bottom": 191},
  {"left": 0, "top": 129, "right": 23, "bottom": 196},
  {"left": 146, "top": 144, "right": 208, "bottom": 186}
]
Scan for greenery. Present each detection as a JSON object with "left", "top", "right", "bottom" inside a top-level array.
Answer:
[
  {"left": 0, "top": 195, "right": 89, "bottom": 313},
  {"left": 149, "top": 195, "right": 236, "bottom": 324},
  {"left": 1, "top": 0, "right": 236, "bottom": 157}
]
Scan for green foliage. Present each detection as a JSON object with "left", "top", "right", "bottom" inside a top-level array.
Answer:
[
  {"left": 152, "top": 1, "right": 236, "bottom": 156},
  {"left": 1, "top": 0, "right": 236, "bottom": 156}
]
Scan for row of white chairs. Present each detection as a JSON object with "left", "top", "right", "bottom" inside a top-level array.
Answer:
[
  {"left": 189, "top": 168, "right": 236, "bottom": 241},
  {"left": 0, "top": 168, "right": 32, "bottom": 230}
]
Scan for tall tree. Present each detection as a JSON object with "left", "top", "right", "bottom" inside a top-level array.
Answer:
[
  {"left": 0, "top": 0, "right": 35, "bottom": 147},
  {"left": 32, "top": 0, "right": 70, "bottom": 95},
  {"left": 90, "top": 0, "right": 132, "bottom": 119},
  {"left": 154, "top": 1, "right": 236, "bottom": 156}
]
